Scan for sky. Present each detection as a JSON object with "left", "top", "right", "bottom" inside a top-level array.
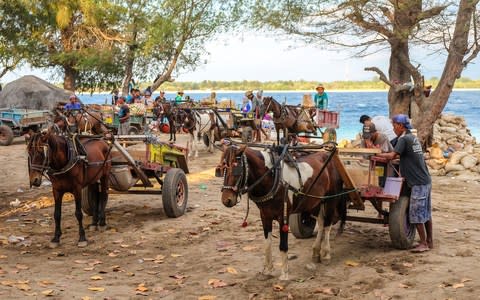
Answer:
[{"left": 2, "top": 33, "right": 480, "bottom": 85}]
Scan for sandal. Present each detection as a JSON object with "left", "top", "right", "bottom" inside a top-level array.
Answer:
[{"left": 411, "top": 244, "right": 429, "bottom": 253}]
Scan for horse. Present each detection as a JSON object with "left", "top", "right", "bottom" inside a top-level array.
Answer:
[
  {"left": 154, "top": 101, "right": 179, "bottom": 142},
  {"left": 54, "top": 105, "right": 110, "bottom": 135},
  {"left": 217, "top": 142, "right": 346, "bottom": 280},
  {"left": 263, "top": 97, "right": 316, "bottom": 144},
  {"left": 26, "top": 130, "right": 112, "bottom": 248}
]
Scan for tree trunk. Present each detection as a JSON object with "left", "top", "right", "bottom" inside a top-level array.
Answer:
[
  {"left": 387, "top": 38, "right": 415, "bottom": 117},
  {"left": 63, "top": 65, "right": 77, "bottom": 91},
  {"left": 415, "top": 0, "right": 479, "bottom": 149}
]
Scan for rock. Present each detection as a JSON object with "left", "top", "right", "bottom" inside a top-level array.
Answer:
[
  {"left": 449, "top": 151, "right": 469, "bottom": 164},
  {"left": 0, "top": 75, "right": 72, "bottom": 110},
  {"left": 461, "top": 155, "right": 478, "bottom": 169}
]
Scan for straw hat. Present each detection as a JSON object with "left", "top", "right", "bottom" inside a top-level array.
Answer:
[{"left": 245, "top": 90, "right": 253, "bottom": 97}]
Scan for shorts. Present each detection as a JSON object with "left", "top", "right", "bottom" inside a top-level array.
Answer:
[{"left": 409, "top": 183, "right": 432, "bottom": 224}]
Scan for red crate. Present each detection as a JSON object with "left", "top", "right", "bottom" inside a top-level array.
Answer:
[{"left": 316, "top": 110, "right": 340, "bottom": 128}]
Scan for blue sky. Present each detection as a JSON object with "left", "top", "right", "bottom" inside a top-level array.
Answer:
[{"left": 3, "top": 34, "right": 480, "bottom": 84}]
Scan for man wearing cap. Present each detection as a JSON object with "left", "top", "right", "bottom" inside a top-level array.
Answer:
[
  {"left": 314, "top": 84, "right": 328, "bottom": 110},
  {"left": 377, "top": 114, "right": 433, "bottom": 253},
  {"left": 64, "top": 95, "right": 81, "bottom": 110},
  {"left": 175, "top": 90, "right": 185, "bottom": 105}
]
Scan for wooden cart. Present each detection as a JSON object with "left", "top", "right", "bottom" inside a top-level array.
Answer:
[
  {"left": 288, "top": 147, "right": 415, "bottom": 249},
  {"left": 81, "top": 135, "right": 189, "bottom": 218}
]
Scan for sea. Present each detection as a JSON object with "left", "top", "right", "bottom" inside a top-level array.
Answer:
[{"left": 78, "top": 90, "right": 480, "bottom": 141}]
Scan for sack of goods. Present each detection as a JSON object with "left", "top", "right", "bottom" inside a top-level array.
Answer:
[{"left": 129, "top": 103, "right": 146, "bottom": 116}]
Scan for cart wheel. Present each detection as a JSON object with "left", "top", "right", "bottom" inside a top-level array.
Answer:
[
  {"left": 0, "top": 125, "right": 14, "bottom": 146},
  {"left": 389, "top": 195, "right": 416, "bottom": 249},
  {"left": 128, "top": 126, "right": 139, "bottom": 135},
  {"left": 81, "top": 184, "right": 99, "bottom": 216},
  {"left": 241, "top": 127, "right": 252, "bottom": 143},
  {"left": 162, "top": 168, "right": 188, "bottom": 218},
  {"left": 289, "top": 212, "right": 316, "bottom": 239},
  {"left": 203, "top": 133, "right": 210, "bottom": 147}
]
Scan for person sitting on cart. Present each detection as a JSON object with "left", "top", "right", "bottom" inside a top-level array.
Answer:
[
  {"left": 314, "top": 83, "right": 328, "bottom": 110},
  {"left": 64, "top": 95, "right": 81, "bottom": 111},
  {"left": 175, "top": 89, "right": 185, "bottom": 106},
  {"left": 242, "top": 91, "right": 254, "bottom": 113},
  {"left": 376, "top": 114, "right": 433, "bottom": 253},
  {"left": 117, "top": 96, "right": 130, "bottom": 135}
]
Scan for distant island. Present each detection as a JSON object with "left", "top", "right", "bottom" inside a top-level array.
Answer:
[{"left": 152, "top": 78, "right": 480, "bottom": 91}]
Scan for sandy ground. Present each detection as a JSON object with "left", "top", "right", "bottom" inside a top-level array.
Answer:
[{"left": 1, "top": 134, "right": 480, "bottom": 299}]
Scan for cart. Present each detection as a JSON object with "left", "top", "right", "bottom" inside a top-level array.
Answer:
[
  {"left": 288, "top": 147, "right": 415, "bottom": 249},
  {"left": 200, "top": 108, "right": 256, "bottom": 146},
  {"left": 0, "top": 108, "right": 50, "bottom": 146},
  {"left": 81, "top": 134, "right": 189, "bottom": 218},
  {"left": 100, "top": 105, "right": 153, "bottom": 135}
]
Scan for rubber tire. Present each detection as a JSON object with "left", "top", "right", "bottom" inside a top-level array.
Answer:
[
  {"left": 81, "top": 184, "right": 99, "bottom": 216},
  {"left": 322, "top": 127, "right": 337, "bottom": 143},
  {"left": 128, "top": 126, "right": 139, "bottom": 135},
  {"left": 389, "top": 195, "right": 416, "bottom": 249},
  {"left": 289, "top": 212, "right": 316, "bottom": 239},
  {"left": 162, "top": 168, "right": 188, "bottom": 218},
  {"left": 0, "top": 125, "right": 14, "bottom": 146}
]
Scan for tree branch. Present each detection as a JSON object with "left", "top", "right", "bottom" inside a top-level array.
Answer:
[{"left": 364, "top": 67, "right": 392, "bottom": 86}]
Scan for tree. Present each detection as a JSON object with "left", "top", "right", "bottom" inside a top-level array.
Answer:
[
  {"left": 248, "top": 0, "right": 480, "bottom": 147},
  {"left": 114, "top": 0, "right": 239, "bottom": 94},
  {"left": 0, "top": 0, "right": 124, "bottom": 92}
]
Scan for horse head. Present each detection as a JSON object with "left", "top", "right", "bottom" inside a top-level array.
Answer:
[
  {"left": 26, "top": 131, "right": 50, "bottom": 187},
  {"left": 263, "top": 97, "right": 281, "bottom": 117},
  {"left": 217, "top": 143, "right": 248, "bottom": 207}
]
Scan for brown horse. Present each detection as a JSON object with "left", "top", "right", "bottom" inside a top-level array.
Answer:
[
  {"left": 53, "top": 105, "right": 109, "bottom": 136},
  {"left": 217, "top": 142, "right": 346, "bottom": 280},
  {"left": 27, "top": 130, "right": 112, "bottom": 248},
  {"left": 263, "top": 97, "right": 316, "bottom": 144},
  {"left": 154, "top": 101, "right": 179, "bottom": 141}
]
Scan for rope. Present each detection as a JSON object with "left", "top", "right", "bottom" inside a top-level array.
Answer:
[{"left": 294, "top": 188, "right": 358, "bottom": 200}]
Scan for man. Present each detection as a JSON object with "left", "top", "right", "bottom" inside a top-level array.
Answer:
[
  {"left": 359, "top": 115, "right": 393, "bottom": 152},
  {"left": 377, "top": 114, "right": 433, "bottom": 253},
  {"left": 175, "top": 90, "right": 185, "bottom": 105},
  {"left": 64, "top": 95, "right": 81, "bottom": 110},
  {"left": 314, "top": 84, "right": 328, "bottom": 110},
  {"left": 116, "top": 96, "right": 130, "bottom": 135},
  {"left": 242, "top": 90, "right": 254, "bottom": 112}
]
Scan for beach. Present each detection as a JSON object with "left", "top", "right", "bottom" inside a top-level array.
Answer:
[{"left": 1, "top": 134, "right": 480, "bottom": 299}]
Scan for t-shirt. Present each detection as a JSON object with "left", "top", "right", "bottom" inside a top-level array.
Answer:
[
  {"left": 394, "top": 132, "right": 431, "bottom": 186},
  {"left": 314, "top": 92, "right": 328, "bottom": 110},
  {"left": 175, "top": 95, "right": 184, "bottom": 104},
  {"left": 118, "top": 105, "right": 130, "bottom": 123},
  {"left": 64, "top": 102, "right": 81, "bottom": 110}
]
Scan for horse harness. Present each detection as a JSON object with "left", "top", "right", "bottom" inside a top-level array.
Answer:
[{"left": 221, "top": 143, "right": 340, "bottom": 204}]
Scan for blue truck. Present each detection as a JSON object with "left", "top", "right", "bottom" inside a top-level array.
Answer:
[{"left": 0, "top": 108, "right": 50, "bottom": 146}]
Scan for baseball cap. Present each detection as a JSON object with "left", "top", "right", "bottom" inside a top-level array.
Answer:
[
  {"left": 359, "top": 115, "right": 371, "bottom": 124},
  {"left": 392, "top": 114, "right": 413, "bottom": 129}
]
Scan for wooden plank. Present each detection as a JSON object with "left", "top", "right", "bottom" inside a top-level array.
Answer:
[
  {"left": 338, "top": 148, "right": 381, "bottom": 154},
  {"left": 332, "top": 149, "right": 365, "bottom": 210}
]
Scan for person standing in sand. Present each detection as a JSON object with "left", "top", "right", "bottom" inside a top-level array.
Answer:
[
  {"left": 377, "top": 114, "right": 433, "bottom": 253},
  {"left": 313, "top": 84, "right": 328, "bottom": 110}
]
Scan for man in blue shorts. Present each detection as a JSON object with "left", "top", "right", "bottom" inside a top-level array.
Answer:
[{"left": 377, "top": 114, "right": 433, "bottom": 253}]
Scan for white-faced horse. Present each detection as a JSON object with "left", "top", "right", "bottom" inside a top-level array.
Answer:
[{"left": 217, "top": 142, "right": 347, "bottom": 280}]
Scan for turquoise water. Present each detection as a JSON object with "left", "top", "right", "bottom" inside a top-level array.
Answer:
[{"left": 78, "top": 90, "right": 480, "bottom": 140}]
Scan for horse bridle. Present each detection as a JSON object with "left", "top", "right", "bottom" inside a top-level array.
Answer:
[
  {"left": 220, "top": 147, "right": 249, "bottom": 196},
  {"left": 28, "top": 135, "right": 50, "bottom": 174}
]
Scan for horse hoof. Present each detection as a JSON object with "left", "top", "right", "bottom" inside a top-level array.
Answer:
[
  {"left": 321, "top": 258, "right": 331, "bottom": 265},
  {"left": 312, "top": 255, "right": 321, "bottom": 263},
  {"left": 98, "top": 225, "right": 108, "bottom": 232},
  {"left": 279, "top": 274, "right": 289, "bottom": 281},
  {"left": 49, "top": 242, "right": 60, "bottom": 249},
  {"left": 88, "top": 225, "right": 98, "bottom": 231},
  {"left": 77, "top": 241, "right": 88, "bottom": 248}
]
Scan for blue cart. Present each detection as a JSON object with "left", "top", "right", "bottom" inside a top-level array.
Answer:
[{"left": 0, "top": 108, "right": 50, "bottom": 146}]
